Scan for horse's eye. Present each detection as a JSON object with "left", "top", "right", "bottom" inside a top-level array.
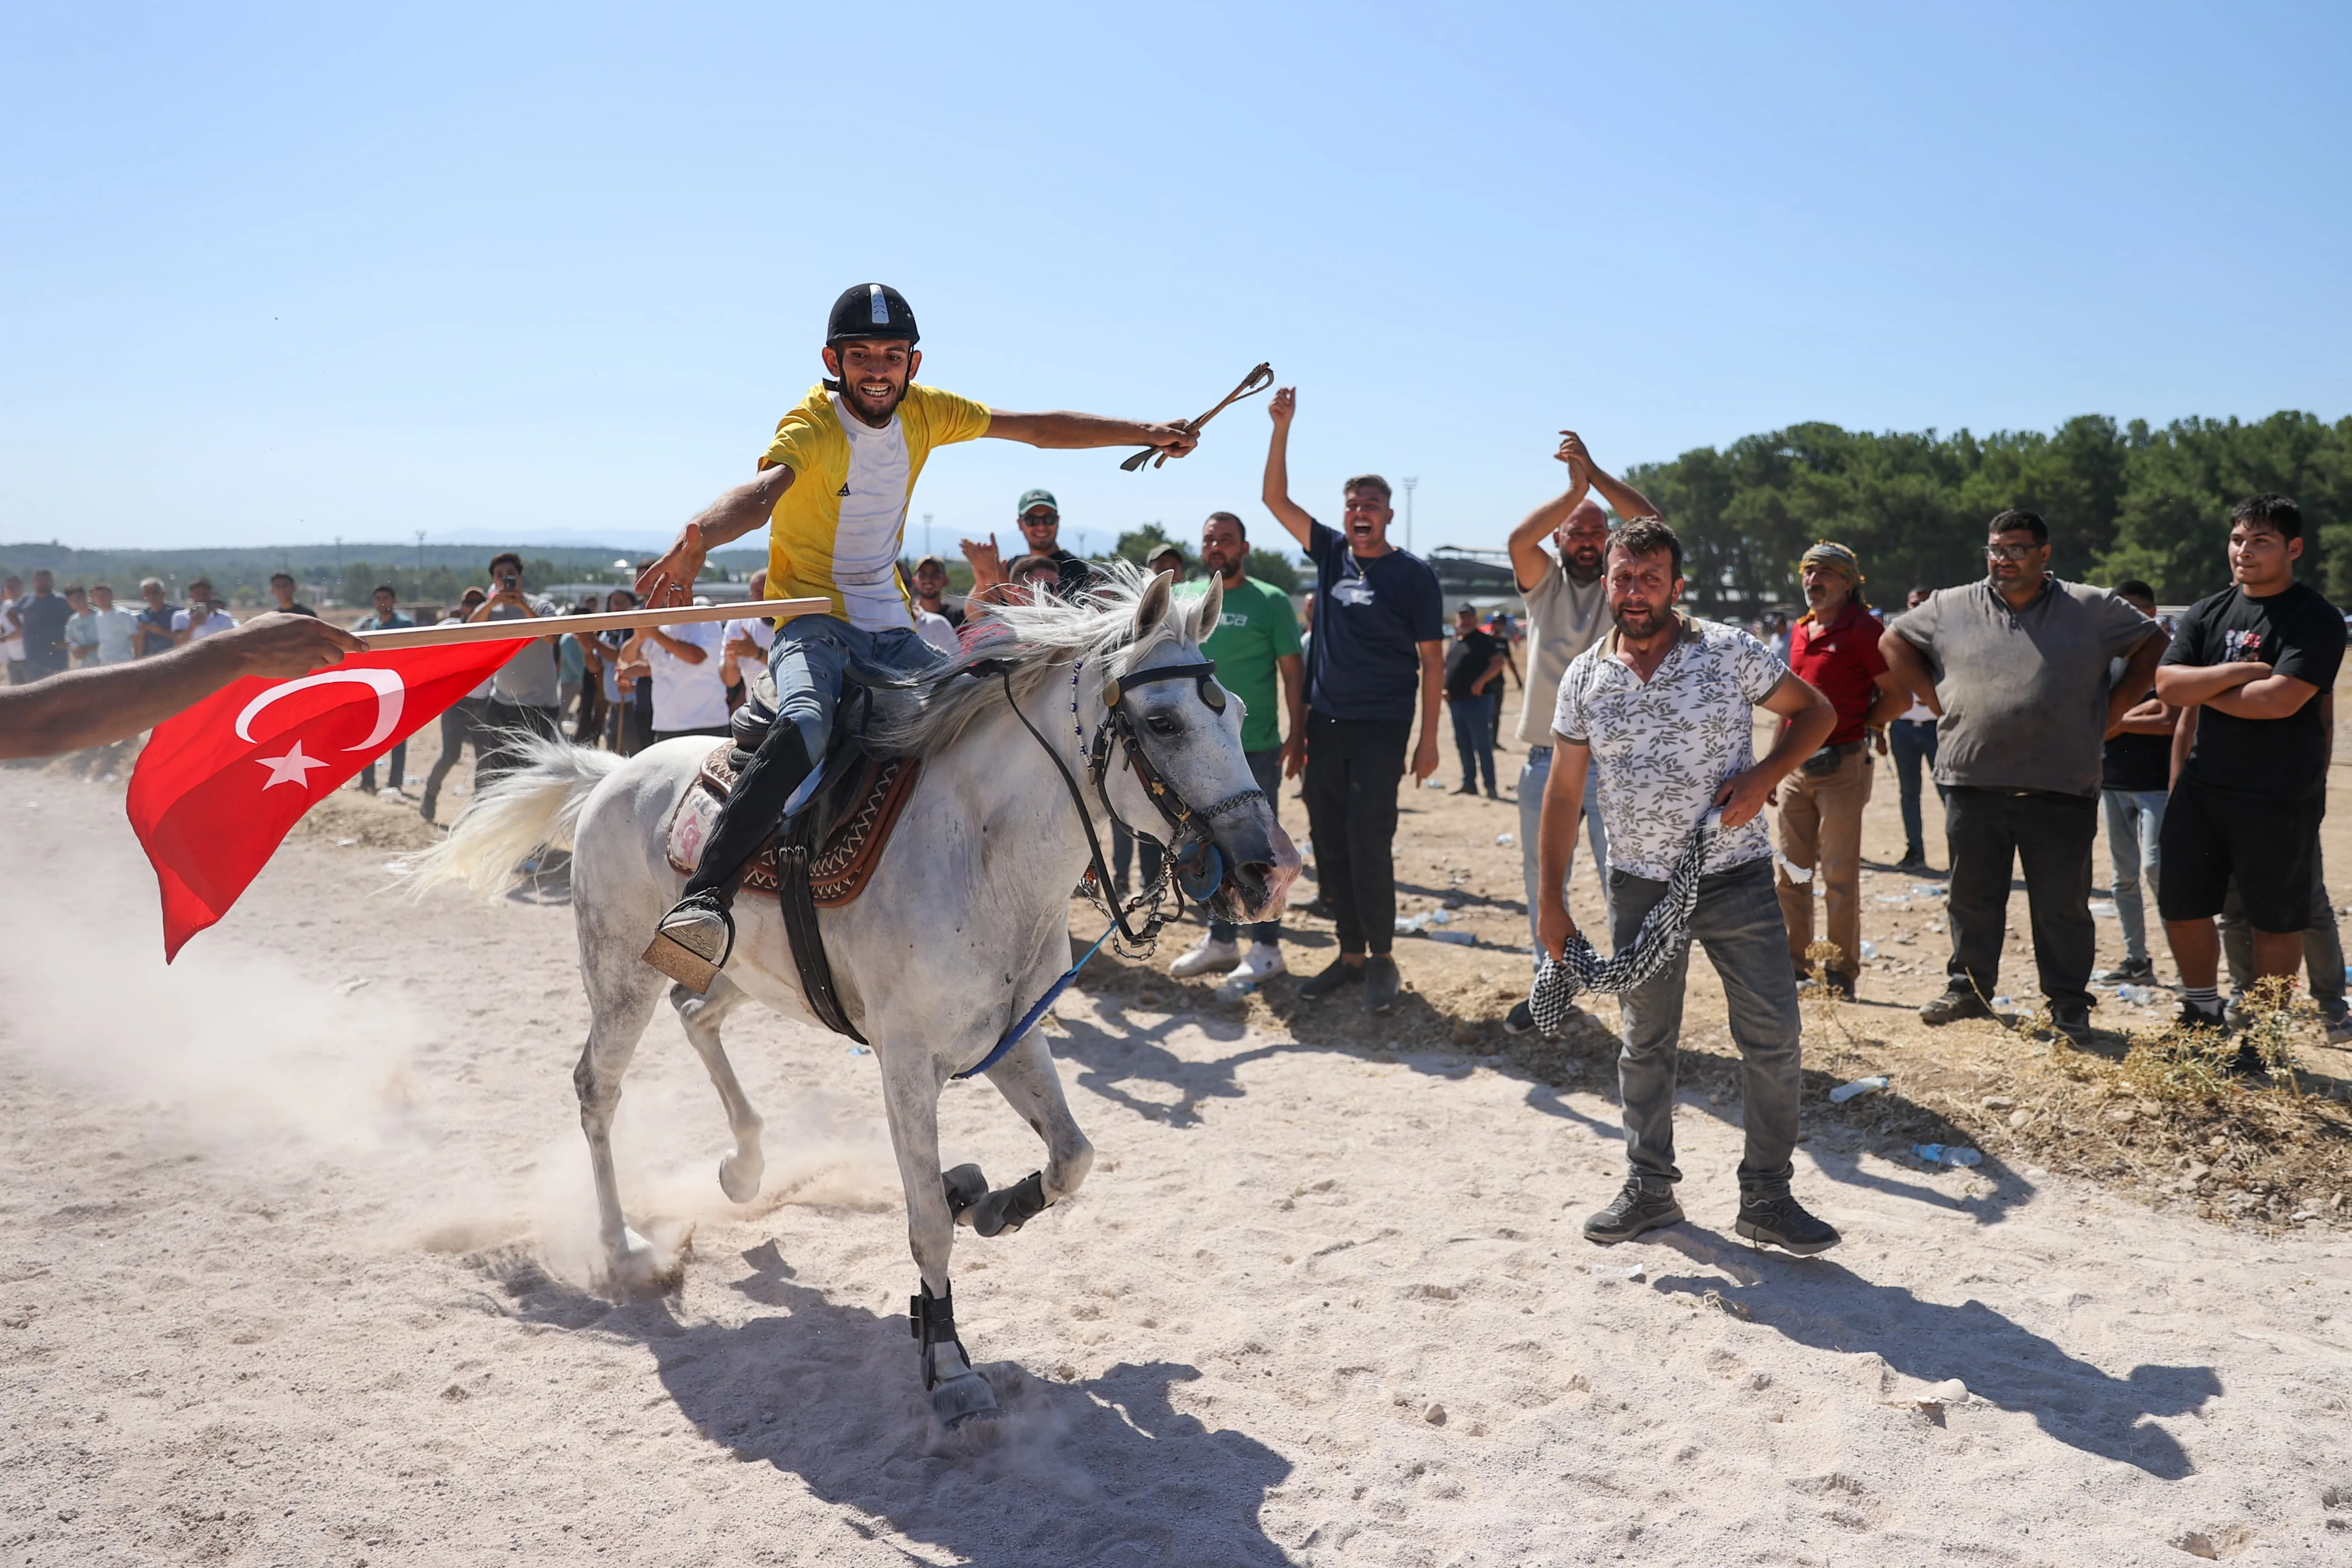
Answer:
[{"left": 1145, "top": 713, "right": 1180, "bottom": 737}]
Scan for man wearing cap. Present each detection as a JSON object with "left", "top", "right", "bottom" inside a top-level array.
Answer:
[
  {"left": 1009, "top": 490, "right": 1101, "bottom": 601},
  {"left": 1774, "top": 542, "right": 1909, "bottom": 998},
  {"left": 1444, "top": 601, "right": 1508, "bottom": 797},
  {"left": 909, "top": 554, "right": 964, "bottom": 629},
  {"left": 636, "top": 282, "right": 1202, "bottom": 989}
]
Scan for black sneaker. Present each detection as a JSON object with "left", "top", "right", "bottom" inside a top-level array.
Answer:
[
  {"left": 2175, "top": 1000, "right": 2226, "bottom": 1033},
  {"left": 1821, "top": 970, "right": 1856, "bottom": 1001},
  {"left": 1918, "top": 985, "right": 1993, "bottom": 1025},
  {"left": 2049, "top": 1001, "right": 2093, "bottom": 1042},
  {"left": 2092, "top": 958, "right": 2157, "bottom": 985},
  {"left": 1895, "top": 852, "right": 1929, "bottom": 874},
  {"left": 1504, "top": 998, "right": 1539, "bottom": 1036},
  {"left": 1582, "top": 1176, "right": 1685, "bottom": 1245},
  {"left": 1735, "top": 1186, "right": 1841, "bottom": 1255},
  {"left": 1362, "top": 954, "right": 1402, "bottom": 1014},
  {"left": 1296, "top": 956, "right": 1364, "bottom": 1001}
]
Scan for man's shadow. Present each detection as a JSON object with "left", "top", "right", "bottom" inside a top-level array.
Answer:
[
  {"left": 1643, "top": 1231, "right": 2220, "bottom": 1479},
  {"left": 476, "top": 1242, "right": 1295, "bottom": 1565}
]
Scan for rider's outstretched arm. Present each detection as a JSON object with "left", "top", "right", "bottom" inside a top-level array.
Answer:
[
  {"left": 638, "top": 466, "right": 796, "bottom": 609},
  {"left": 984, "top": 409, "right": 1198, "bottom": 457}
]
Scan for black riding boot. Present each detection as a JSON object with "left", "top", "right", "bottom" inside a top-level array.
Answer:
[{"left": 643, "top": 724, "right": 818, "bottom": 990}]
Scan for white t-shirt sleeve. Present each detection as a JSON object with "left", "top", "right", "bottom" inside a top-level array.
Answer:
[{"left": 171, "top": 609, "right": 192, "bottom": 633}]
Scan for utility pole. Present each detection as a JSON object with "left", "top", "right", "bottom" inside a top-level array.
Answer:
[
  {"left": 1402, "top": 477, "right": 1420, "bottom": 553},
  {"left": 415, "top": 529, "right": 426, "bottom": 579},
  {"left": 923, "top": 512, "right": 932, "bottom": 559}
]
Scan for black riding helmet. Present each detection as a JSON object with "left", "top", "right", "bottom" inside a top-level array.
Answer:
[{"left": 827, "top": 282, "right": 919, "bottom": 349}]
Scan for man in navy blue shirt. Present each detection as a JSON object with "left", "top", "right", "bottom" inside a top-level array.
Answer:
[{"left": 1262, "top": 386, "right": 1444, "bottom": 1014}]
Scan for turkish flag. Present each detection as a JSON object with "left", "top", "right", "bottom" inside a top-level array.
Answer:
[{"left": 126, "top": 640, "right": 523, "bottom": 960}]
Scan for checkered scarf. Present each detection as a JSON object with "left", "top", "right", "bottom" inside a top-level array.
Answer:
[{"left": 1527, "top": 811, "right": 1719, "bottom": 1033}]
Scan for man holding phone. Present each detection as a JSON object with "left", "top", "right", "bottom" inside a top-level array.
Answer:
[{"left": 467, "top": 551, "right": 565, "bottom": 791}]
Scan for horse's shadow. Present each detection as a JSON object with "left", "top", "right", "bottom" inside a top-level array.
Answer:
[
  {"left": 1640, "top": 1227, "right": 2221, "bottom": 1479},
  {"left": 475, "top": 1242, "right": 1295, "bottom": 1566}
]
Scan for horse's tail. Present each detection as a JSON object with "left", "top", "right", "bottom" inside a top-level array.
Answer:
[{"left": 399, "top": 732, "right": 624, "bottom": 900}]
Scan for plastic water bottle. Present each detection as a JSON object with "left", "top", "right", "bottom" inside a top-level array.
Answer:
[
  {"left": 1430, "top": 929, "right": 1476, "bottom": 946},
  {"left": 1913, "top": 1143, "right": 1983, "bottom": 1168},
  {"left": 1828, "top": 1075, "right": 1889, "bottom": 1104},
  {"left": 2116, "top": 983, "right": 2155, "bottom": 1005},
  {"left": 1859, "top": 940, "right": 1880, "bottom": 959}
]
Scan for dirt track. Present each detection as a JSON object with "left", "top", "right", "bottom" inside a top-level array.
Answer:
[{"left": 1, "top": 702, "right": 2349, "bottom": 1563}]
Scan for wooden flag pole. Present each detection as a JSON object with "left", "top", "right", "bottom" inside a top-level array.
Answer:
[{"left": 348, "top": 597, "right": 833, "bottom": 650}]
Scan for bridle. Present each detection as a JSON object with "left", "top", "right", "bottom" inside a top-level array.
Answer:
[{"left": 995, "top": 651, "right": 1266, "bottom": 953}]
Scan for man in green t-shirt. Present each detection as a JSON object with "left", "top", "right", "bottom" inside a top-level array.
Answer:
[{"left": 1169, "top": 511, "right": 1306, "bottom": 985}]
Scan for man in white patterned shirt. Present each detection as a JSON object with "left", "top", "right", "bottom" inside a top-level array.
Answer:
[{"left": 1537, "top": 518, "right": 1843, "bottom": 1255}]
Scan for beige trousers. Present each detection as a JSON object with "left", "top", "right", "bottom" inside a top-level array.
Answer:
[{"left": 1775, "top": 746, "right": 1874, "bottom": 977}]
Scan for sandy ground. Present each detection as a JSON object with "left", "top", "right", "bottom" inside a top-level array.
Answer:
[{"left": 3, "top": 694, "right": 2351, "bottom": 1565}]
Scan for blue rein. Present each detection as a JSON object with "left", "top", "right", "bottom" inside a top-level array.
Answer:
[{"left": 953, "top": 925, "right": 1117, "bottom": 1080}]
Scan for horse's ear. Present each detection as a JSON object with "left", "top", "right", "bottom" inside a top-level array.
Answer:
[
  {"left": 1189, "top": 573, "right": 1224, "bottom": 644},
  {"left": 1133, "top": 570, "right": 1173, "bottom": 638}
]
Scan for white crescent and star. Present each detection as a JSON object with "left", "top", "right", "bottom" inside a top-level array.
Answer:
[{"left": 236, "top": 668, "right": 406, "bottom": 793}]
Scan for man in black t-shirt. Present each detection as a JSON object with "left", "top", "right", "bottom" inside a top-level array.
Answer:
[
  {"left": 1262, "top": 385, "right": 1445, "bottom": 1015},
  {"left": 2095, "top": 580, "right": 2180, "bottom": 986},
  {"left": 2153, "top": 494, "right": 2348, "bottom": 1046},
  {"left": 1443, "top": 602, "right": 1506, "bottom": 797}
]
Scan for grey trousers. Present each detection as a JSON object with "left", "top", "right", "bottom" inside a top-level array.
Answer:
[{"left": 1610, "top": 855, "right": 1804, "bottom": 1186}]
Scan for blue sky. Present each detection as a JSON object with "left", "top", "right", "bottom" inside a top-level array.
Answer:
[{"left": 3, "top": 1, "right": 2346, "bottom": 557}]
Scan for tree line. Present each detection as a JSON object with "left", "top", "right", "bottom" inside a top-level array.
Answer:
[{"left": 1623, "top": 411, "right": 2352, "bottom": 611}]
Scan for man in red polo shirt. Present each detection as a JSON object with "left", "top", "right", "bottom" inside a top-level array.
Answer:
[{"left": 1774, "top": 542, "right": 1910, "bottom": 996}]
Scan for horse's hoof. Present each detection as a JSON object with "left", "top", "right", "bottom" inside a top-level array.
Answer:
[
  {"left": 942, "top": 1163, "right": 989, "bottom": 1227},
  {"left": 718, "top": 1150, "right": 764, "bottom": 1204},
  {"left": 609, "top": 1227, "right": 662, "bottom": 1288},
  {"left": 930, "top": 1372, "right": 1000, "bottom": 1430}
]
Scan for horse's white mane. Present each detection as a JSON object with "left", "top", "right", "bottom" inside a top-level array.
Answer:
[{"left": 865, "top": 559, "right": 1192, "bottom": 759}]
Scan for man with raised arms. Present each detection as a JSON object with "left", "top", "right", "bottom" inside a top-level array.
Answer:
[{"left": 636, "top": 283, "right": 1200, "bottom": 989}]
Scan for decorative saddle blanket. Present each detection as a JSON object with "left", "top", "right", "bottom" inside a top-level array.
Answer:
[{"left": 665, "top": 744, "right": 923, "bottom": 908}]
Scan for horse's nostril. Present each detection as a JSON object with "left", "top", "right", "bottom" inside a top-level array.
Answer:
[{"left": 1239, "top": 860, "right": 1274, "bottom": 889}]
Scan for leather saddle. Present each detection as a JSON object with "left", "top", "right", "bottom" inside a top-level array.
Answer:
[{"left": 665, "top": 674, "right": 923, "bottom": 910}]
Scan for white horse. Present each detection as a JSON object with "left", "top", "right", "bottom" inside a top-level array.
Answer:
[{"left": 410, "top": 568, "right": 1299, "bottom": 1428}]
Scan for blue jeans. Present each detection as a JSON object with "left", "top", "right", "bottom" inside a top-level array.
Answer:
[
  {"left": 2101, "top": 787, "right": 2167, "bottom": 967},
  {"left": 1889, "top": 718, "right": 1939, "bottom": 859},
  {"left": 1611, "top": 856, "right": 1803, "bottom": 1185},
  {"left": 769, "top": 615, "right": 943, "bottom": 759},
  {"left": 1519, "top": 744, "right": 1609, "bottom": 968},
  {"left": 1448, "top": 695, "right": 1496, "bottom": 791},
  {"left": 1206, "top": 747, "right": 1286, "bottom": 945}
]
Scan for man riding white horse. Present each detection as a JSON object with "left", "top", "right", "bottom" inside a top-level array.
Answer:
[{"left": 636, "top": 283, "right": 1201, "bottom": 989}]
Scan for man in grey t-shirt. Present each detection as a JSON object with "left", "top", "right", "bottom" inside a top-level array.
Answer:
[
  {"left": 469, "top": 551, "right": 565, "bottom": 793},
  {"left": 1502, "top": 431, "right": 1630, "bottom": 1035},
  {"left": 1882, "top": 509, "right": 2164, "bottom": 1038}
]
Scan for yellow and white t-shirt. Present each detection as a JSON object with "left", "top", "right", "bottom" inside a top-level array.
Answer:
[{"left": 758, "top": 382, "right": 993, "bottom": 630}]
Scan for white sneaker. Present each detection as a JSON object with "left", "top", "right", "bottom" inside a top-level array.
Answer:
[
  {"left": 1169, "top": 938, "right": 1241, "bottom": 979},
  {"left": 1233, "top": 943, "right": 1287, "bottom": 983}
]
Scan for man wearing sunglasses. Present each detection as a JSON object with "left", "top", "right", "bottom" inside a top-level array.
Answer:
[{"left": 1881, "top": 510, "right": 2166, "bottom": 1041}]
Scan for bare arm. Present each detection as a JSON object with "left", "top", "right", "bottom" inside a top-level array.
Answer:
[
  {"left": 1878, "top": 626, "right": 1941, "bottom": 716},
  {"left": 0, "top": 614, "right": 362, "bottom": 760},
  {"left": 1565, "top": 434, "right": 1662, "bottom": 522},
  {"left": 1259, "top": 386, "right": 1316, "bottom": 551},
  {"left": 2171, "top": 704, "right": 2196, "bottom": 789},
  {"left": 2097, "top": 630, "right": 2165, "bottom": 733},
  {"left": 1862, "top": 669, "right": 1910, "bottom": 729},
  {"left": 2153, "top": 659, "right": 2270, "bottom": 707},
  {"left": 1277, "top": 650, "right": 1307, "bottom": 778},
  {"left": 1413, "top": 641, "right": 1444, "bottom": 782},
  {"left": 637, "top": 466, "right": 799, "bottom": 609},
  {"left": 1535, "top": 739, "right": 1593, "bottom": 956},
  {"left": 1717, "top": 674, "right": 1836, "bottom": 829},
  {"left": 1471, "top": 651, "right": 1508, "bottom": 695},
  {"left": 2114, "top": 695, "right": 2177, "bottom": 736},
  {"left": 2204, "top": 671, "right": 2321, "bottom": 721},
  {"left": 982, "top": 409, "right": 1197, "bottom": 456},
  {"left": 1506, "top": 435, "right": 1592, "bottom": 592}
]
